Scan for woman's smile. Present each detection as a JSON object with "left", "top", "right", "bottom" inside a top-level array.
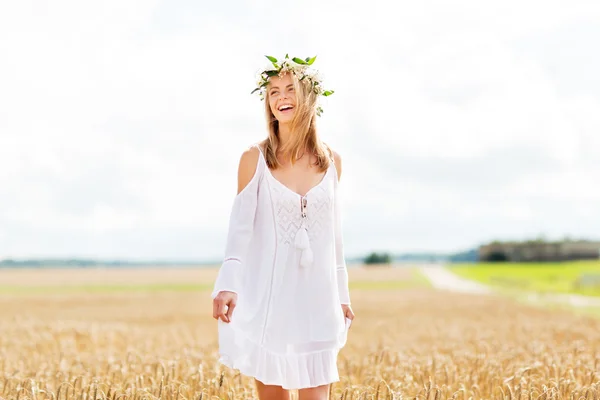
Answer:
[{"left": 277, "top": 103, "right": 295, "bottom": 114}]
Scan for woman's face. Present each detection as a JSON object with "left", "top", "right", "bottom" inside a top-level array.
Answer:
[{"left": 267, "top": 72, "right": 296, "bottom": 123}]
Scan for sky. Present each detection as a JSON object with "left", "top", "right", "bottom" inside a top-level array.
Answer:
[{"left": 1, "top": 1, "right": 599, "bottom": 261}]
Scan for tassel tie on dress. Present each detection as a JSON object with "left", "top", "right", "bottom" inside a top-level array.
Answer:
[{"left": 294, "top": 196, "right": 313, "bottom": 268}]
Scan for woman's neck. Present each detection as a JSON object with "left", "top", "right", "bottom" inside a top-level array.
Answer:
[
  {"left": 276, "top": 123, "right": 307, "bottom": 162},
  {"left": 277, "top": 122, "right": 292, "bottom": 147}
]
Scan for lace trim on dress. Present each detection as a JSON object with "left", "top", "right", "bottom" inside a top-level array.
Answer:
[
  {"left": 255, "top": 143, "right": 334, "bottom": 267},
  {"left": 270, "top": 177, "right": 333, "bottom": 246}
]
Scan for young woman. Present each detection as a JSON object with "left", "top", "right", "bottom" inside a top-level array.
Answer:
[{"left": 211, "top": 55, "right": 354, "bottom": 400}]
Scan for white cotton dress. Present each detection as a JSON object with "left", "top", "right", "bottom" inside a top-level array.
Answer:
[{"left": 211, "top": 142, "right": 352, "bottom": 390}]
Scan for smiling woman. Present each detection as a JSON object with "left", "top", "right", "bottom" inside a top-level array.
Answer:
[{"left": 210, "top": 55, "right": 353, "bottom": 400}]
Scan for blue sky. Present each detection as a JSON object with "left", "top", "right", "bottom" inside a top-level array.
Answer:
[{"left": 0, "top": 1, "right": 599, "bottom": 260}]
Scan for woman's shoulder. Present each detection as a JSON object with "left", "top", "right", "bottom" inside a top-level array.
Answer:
[
  {"left": 239, "top": 143, "right": 261, "bottom": 169},
  {"left": 323, "top": 142, "right": 342, "bottom": 182},
  {"left": 237, "top": 143, "right": 262, "bottom": 195}
]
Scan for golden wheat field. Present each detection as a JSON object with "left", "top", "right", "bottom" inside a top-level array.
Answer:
[{"left": 1, "top": 265, "right": 600, "bottom": 400}]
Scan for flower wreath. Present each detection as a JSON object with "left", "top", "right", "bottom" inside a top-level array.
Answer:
[{"left": 251, "top": 54, "right": 334, "bottom": 116}]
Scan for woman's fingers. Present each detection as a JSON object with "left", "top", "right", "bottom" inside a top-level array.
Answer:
[
  {"left": 213, "top": 292, "right": 238, "bottom": 323},
  {"left": 213, "top": 299, "right": 228, "bottom": 322},
  {"left": 341, "top": 305, "right": 355, "bottom": 321},
  {"left": 219, "top": 304, "right": 229, "bottom": 323},
  {"left": 212, "top": 299, "right": 220, "bottom": 320},
  {"left": 213, "top": 299, "right": 234, "bottom": 323},
  {"left": 225, "top": 301, "right": 236, "bottom": 322}
]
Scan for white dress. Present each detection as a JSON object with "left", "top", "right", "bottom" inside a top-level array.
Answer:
[{"left": 211, "top": 142, "right": 352, "bottom": 390}]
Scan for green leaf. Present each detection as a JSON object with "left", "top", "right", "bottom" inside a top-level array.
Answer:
[
  {"left": 265, "top": 70, "right": 279, "bottom": 77},
  {"left": 251, "top": 87, "right": 260, "bottom": 94},
  {"left": 307, "top": 56, "right": 317, "bottom": 65},
  {"left": 323, "top": 90, "right": 334, "bottom": 96},
  {"left": 292, "top": 57, "right": 307, "bottom": 65},
  {"left": 265, "top": 55, "right": 278, "bottom": 63},
  {"left": 305, "top": 57, "right": 310, "bottom": 62},
  {"left": 285, "top": 53, "right": 289, "bottom": 59}
]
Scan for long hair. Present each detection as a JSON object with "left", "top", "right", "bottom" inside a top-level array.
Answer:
[{"left": 260, "top": 71, "right": 332, "bottom": 172}]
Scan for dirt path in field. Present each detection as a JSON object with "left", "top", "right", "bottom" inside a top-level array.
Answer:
[
  {"left": 418, "top": 264, "right": 493, "bottom": 294},
  {"left": 419, "top": 263, "right": 600, "bottom": 308}
]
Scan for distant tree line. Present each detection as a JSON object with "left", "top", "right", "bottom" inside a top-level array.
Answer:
[
  {"left": 363, "top": 252, "right": 392, "bottom": 265},
  {"left": 479, "top": 235, "right": 600, "bottom": 262}
]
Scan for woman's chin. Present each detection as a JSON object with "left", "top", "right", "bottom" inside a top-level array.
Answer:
[{"left": 276, "top": 115, "right": 294, "bottom": 124}]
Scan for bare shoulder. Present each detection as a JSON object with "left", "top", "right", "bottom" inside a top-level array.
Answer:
[
  {"left": 331, "top": 148, "right": 343, "bottom": 182},
  {"left": 237, "top": 145, "right": 260, "bottom": 194}
]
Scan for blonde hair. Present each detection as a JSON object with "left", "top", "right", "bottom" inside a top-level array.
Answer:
[{"left": 260, "top": 71, "right": 333, "bottom": 172}]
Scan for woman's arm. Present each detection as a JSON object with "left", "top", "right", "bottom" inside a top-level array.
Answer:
[
  {"left": 211, "top": 145, "right": 260, "bottom": 300},
  {"left": 333, "top": 150, "right": 351, "bottom": 306}
]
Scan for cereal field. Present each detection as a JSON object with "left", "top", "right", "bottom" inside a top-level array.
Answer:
[{"left": 1, "top": 265, "right": 599, "bottom": 399}]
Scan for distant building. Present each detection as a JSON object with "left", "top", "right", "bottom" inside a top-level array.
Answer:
[{"left": 478, "top": 240, "right": 600, "bottom": 262}]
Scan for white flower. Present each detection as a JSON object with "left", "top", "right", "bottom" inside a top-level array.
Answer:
[
  {"left": 310, "top": 70, "right": 322, "bottom": 83},
  {"left": 279, "top": 61, "right": 296, "bottom": 75},
  {"left": 313, "top": 84, "right": 324, "bottom": 95}
]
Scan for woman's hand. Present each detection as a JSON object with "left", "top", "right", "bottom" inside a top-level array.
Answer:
[
  {"left": 213, "top": 291, "right": 237, "bottom": 323},
  {"left": 341, "top": 304, "right": 355, "bottom": 322}
]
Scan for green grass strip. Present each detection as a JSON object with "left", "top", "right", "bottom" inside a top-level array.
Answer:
[{"left": 448, "top": 260, "right": 600, "bottom": 297}]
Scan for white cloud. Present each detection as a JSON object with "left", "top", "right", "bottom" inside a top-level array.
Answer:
[{"left": 1, "top": 0, "right": 599, "bottom": 260}]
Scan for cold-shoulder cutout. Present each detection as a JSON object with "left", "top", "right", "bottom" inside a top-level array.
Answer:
[
  {"left": 323, "top": 142, "right": 335, "bottom": 162},
  {"left": 331, "top": 149, "right": 342, "bottom": 183},
  {"left": 236, "top": 145, "right": 262, "bottom": 198}
]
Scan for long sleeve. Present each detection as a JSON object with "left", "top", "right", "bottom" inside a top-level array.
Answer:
[
  {"left": 211, "top": 170, "right": 260, "bottom": 300},
  {"left": 334, "top": 172, "right": 351, "bottom": 305}
]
